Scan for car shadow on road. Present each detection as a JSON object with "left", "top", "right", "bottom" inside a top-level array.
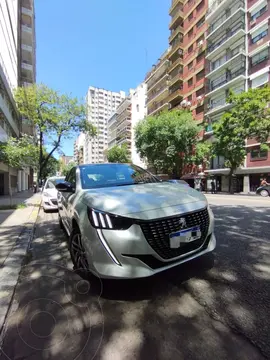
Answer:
[{"left": 1, "top": 205, "right": 270, "bottom": 360}]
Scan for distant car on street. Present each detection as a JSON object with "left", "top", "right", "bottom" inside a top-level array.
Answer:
[
  {"left": 56, "top": 163, "right": 216, "bottom": 279},
  {"left": 42, "top": 176, "right": 65, "bottom": 212},
  {"left": 167, "top": 179, "right": 190, "bottom": 186},
  {"left": 256, "top": 185, "right": 270, "bottom": 197}
]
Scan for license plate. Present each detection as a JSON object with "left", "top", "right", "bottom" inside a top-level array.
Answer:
[{"left": 169, "top": 226, "right": 201, "bottom": 248}]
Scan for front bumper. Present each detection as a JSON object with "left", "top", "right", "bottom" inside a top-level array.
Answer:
[
  {"left": 82, "top": 206, "right": 216, "bottom": 279},
  {"left": 42, "top": 197, "right": 58, "bottom": 210}
]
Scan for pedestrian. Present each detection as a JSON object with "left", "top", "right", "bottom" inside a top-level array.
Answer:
[
  {"left": 211, "top": 179, "right": 216, "bottom": 194},
  {"left": 261, "top": 178, "right": 270, "bottom": 186}
]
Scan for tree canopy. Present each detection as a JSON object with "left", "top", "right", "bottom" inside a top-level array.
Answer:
[
  {"left": 15, "top": 84, "right": 97, "bottom": 180},
  {"left": 61, "top": 161, "right": 77, "bottom": 176},
  {"left": 135, "top": 109, "right": 200, "bottom": 176},
  {"left": 106, "top": 144, "right": 130, "bottom": 163},
  {"left": 212, "top": 86, "right": 270, "bottom": 192}
]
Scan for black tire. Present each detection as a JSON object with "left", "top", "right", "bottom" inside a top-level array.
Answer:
[
  {"left": 69, "top": 227, "right": 90, "bottom": 277},
  {"left": 259, "top": 189, "right": 269, "bottom": 197}
]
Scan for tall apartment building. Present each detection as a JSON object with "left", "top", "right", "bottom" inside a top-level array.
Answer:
[
  {"left": 167, "top": 0, "right": 184, "bottom": 109},
  {"left": 0, "top": 0, "right": 36, "bottom": 195},
  {"left": 145, "top": 50, "right": 169, "bottom": 116},
  {"left": 107, "top": 83, "right": 147, "bottom": 167},
  {"left": 182, "top": 0, "right": 208, "bottom": 126},
  {"left": 83, "top": 86, "right": 125, "bottom": 164},
  {"left": 74, "top": 133, "right": 85, "bottom": 164},
  {"left": 205, "top": 0, "right": 270, "bottom": 192}
]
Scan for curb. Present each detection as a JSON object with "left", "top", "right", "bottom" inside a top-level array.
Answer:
[{"left": 0, "top": 199, "right": 41, "bottom": 347}]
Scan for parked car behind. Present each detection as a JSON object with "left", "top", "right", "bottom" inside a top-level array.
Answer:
[
  {"left": 56, "top": 163, "right": 216, "bottom": 279},
  {"left": 42, "top": 176, "right": 65, "bottom": 212},
  {"left": 256, "top": 185, "right": 270, "bottom": 197}
]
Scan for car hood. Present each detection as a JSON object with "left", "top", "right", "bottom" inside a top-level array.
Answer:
[
  {"left": 43, "top": 188, "right": 57, "bottom": 198},
  {"left": 81, "top": 183, "right": 207, "bottom": 220}
]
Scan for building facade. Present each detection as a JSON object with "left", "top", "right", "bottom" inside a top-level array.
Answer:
[
  {"left": 167, "top": 0, "right": 184, "bottom": 109},
  {"left": 107, "top": 84, "right": 147, "bottom": 167},
  {"left": 145, "top": 50, "right": 169, "bottom": 116},
  {"left": 0, "top": 0, "right": 36, "bottom": 195},
  {"left": 84, "top": 86, "right": 125, "bottom": 164},
  {"left": 204, "top": 0, "right": 270, "bottom": 192},
  {"left": 74, "top": 132, "right": 85, "bottom": 164}
]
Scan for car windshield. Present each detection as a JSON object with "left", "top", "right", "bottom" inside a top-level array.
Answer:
[
  {"left": 80, "top": 164, "right": 159, "bottom": 189},
  {"left": 45, "top": 178, "right": 65, "bottom": 189}
]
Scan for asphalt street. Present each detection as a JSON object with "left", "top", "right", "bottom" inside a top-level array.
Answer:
[{"left": 0, "top": 195, "right": 270, "bottom": 360}]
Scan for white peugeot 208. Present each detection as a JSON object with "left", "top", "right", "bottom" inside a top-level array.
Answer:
[{"left": 56, "top": 163, "right": 216, "bottom": 279}]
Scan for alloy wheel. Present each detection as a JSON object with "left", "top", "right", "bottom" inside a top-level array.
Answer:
[
  {"left": 260, "top": 190, "right": 269, "bottom": 197},
  {"left": 71, "top": 233, "right": 89, "bottom": 271}
]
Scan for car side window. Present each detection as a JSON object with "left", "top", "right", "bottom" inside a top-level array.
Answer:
[{"left": 67, "top": 167, "right": 76, "bottom": 188}]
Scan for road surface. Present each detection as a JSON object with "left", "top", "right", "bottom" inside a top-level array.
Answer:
[{"left": 1, "top": 195, "right": 270, "bottom": 360}]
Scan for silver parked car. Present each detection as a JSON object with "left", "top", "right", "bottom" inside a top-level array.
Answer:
[
  {"left": 56, "top": 163, "right": 216, "bottom": 279},
  {"left": 42, "top": 176, "right": 65, "bottom": 212}
]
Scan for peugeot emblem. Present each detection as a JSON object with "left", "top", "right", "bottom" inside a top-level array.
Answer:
[{"left": 178, "top": 217, "right": 186, "bottom": 229}]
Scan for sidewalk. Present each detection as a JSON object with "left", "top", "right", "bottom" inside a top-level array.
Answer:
[
  {"left": 0, "top": 190, "right": 37, "bottom": 207},
  {"left": 0, "top": 192, "right": 41, "bottom": 345}
]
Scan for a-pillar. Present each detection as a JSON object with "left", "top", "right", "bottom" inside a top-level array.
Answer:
[{"left": 243, "top": 175, "right": 250, "bottom": 193}]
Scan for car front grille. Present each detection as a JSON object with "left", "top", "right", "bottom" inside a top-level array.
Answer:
[
  {"left": 139, "top": 207, "right": 210, "bottom": 260},
  {"left": 51, "top": 199, "right": 58, "bottom": 206}
]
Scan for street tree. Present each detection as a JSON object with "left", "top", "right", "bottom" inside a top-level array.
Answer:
[
  {"left": 135, "top": 109, "right": 200, "bottom": 177},
  {"left": 192, "top": 141, "right": 212, "bottom": 168},
  {"left": 212, "top": 86, "right": 270, "bottom": 192},
  {"left": 15, "top": 84, "right": 96, "bottom": 182},
  {"left": 41, "top": 155, "right": 60, "bottom": 179},
  {"left": 0, "top": 135, "right": 38, "bottom": 204},
  {"left": 106, "top": 144, "right": 130, "bottom": 163}
]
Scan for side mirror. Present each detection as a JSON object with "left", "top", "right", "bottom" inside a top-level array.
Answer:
[{"left": 55, "top": 181, "right": 74, "bottom": 193}]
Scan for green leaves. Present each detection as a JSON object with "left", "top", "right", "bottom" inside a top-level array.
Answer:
[
  {"left": 106, "top": 145, "right": 130, "bottom": 163},
  {"left": 135, "top": 109, "right": 200, "bottom": 176},
  {"left": 61, "top": 161, "right": 76, "bottom": 176},
  {"left": 0, "top": 135, "right": 38, "bottom": 169}
]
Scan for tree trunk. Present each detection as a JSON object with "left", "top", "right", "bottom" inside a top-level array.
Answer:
[
  {"left": 38, "top": 131, "right": 43, "bottom": 186},
  {"left": 8, "top": 165, "right": 12, "bottom": 206},
  {"left": 228, "top": 168, "right": 234, "bottom": 194}
]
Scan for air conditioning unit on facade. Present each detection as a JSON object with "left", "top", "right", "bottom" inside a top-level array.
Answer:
[
  {"left": 181, "top": 99, "right": 187, "bottom": 107},
  {"left": 198, "top": 40, "right": 204, "bottom": 47},
  {"left": 187, "top": 101, "right": 192, "bottom": 107},
  {"left": 250, "top": 19, "right": 256, "bottom": 26},
  {"left": 197, "top": 95, "right": 203, "bottom": 101}
]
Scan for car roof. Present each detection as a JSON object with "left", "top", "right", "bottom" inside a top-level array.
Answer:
[{"left": 46, "top": 176, "right": 65, "bottom": 180}]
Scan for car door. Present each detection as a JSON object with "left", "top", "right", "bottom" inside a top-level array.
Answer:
[
  {"left": 60, "top": 168, "right": 76, "bottom": 234},
  {"left": 63, "top": 167, "right": 77, "bottom": 234}
]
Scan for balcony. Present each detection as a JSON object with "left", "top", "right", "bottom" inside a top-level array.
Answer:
[
  {"left": 169, "top": 69, "right": 183, "bottom": 87},
  {"left": 205, "top": 99, "right": 232, "bottom": 116},
  {"left": 22, "top": 6, "right": 33, "bottom": 16},
  {"left": 21, "top": 44, "right": 33, "bottom": 52},
  {"left": 206, "top": 23, "right": 246, "bottom": 60},
  {"left": 169, "top": 36, "right": 183, "bottom": 57},
  {"left": 167, "top": 86, "right": 183, "bottom": 103},
  {"left": 21, "top": 23, "right": 32, "bottom": 34},
  {"left": 169, "top": 0, "right": 184, "bottom": 15},
  {"left": 147, "top": 85, "right": 168, "bottom": 104},
  {"left": 169, "top": 25, "right": 184, "bottom": 43},
  {"left": 207, "top": 52, "right": 246, "bottom": 78},
  {"left": 147, "top": 72, "right": 169, "bottom": 93},
  {"left": 207, "top": 67, "right": 246, "bottom": 96},
  {"left": 204, "top": 124, "right": 214, "bottom": 136},
  {"left": 148, "top": 101, "right": 169, "bottom": 116},
  {"left": 169, "top": 8, "right": 183, "bottom": 30},
  {"left": 207, "top": 2, "right": 245, "bottom": 39},
  {"left": 168, "top": 56, "right": 183, "bottom": 73},
  {"left": 206, "top": 0, "right": 235, "bottom": 21},
  {"left": 21, "top": 61, "right": 33, "bottom": 71}
]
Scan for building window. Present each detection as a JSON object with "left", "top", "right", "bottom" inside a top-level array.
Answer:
[
  {"left": 196, "top": 87, "right": 204, "bottom": 97},
  {"left": 251, "top": 48, "right": 269, "bottom": 66},
  {"left": 188, "top": 29, "right": 193, "bottom": 38},
  {"left": 188, "top": 78, "right": 193, "bottom": 87},
  {"left": 196, "top": 51, "right": 205, "bottom": 63},
  {"left": 187, "top": 95, "right": 192, "bottom": 102},
  {"left": 196, "top": 69, "right": 205, "bottom": 81},
  {"left": 250, "top": 149, "right": 268, "bottom": 160},
  {"left": 251, "top": 5, "right": 267, "bottom": 21},
  {"left": 196, "top": 105, "right": 204, "bottom": 114},
  {"left": 188, "top": 61, "right": 193, "bottom": 70},
  {"left": 196, "top": 0, "right": 205, "bottom": 13},
  {"left": 188, "top": 12, "right": 193, "bottom": 22},
  {"left": 196, "top": 16, "right": 205, "bottom": 29},
  {"left": 136, "top": 104, "right": 139, "bottom": 112},
  {"left": 188, "top": 44, "right": 193, "bottom": 53},
  {"left": 252, "top": 28, "right": 268, "bottom": 44}
]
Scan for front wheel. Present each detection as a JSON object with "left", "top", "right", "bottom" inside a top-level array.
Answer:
[
  {"left": 69, "top": 228, "right": 90, "bottom": 276},
  {"left": 260, "top": 189, "right": 269, "bottom": 197}
]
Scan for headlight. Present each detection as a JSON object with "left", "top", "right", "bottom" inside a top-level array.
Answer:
[
  {"left": 43, "top": 192, "right": 50, "bottom": 197},
  {"left": 87, "top": 208, "right": 134, "bottom": 230}
]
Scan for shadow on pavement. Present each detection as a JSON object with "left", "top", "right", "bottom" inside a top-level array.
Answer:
[{"left": 0, "top": 205, "right": 269, "bottom": 360}]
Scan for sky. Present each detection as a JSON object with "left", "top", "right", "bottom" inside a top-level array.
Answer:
[{"left": 35, "top": 0, "right": 171, "bottom": 156}]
